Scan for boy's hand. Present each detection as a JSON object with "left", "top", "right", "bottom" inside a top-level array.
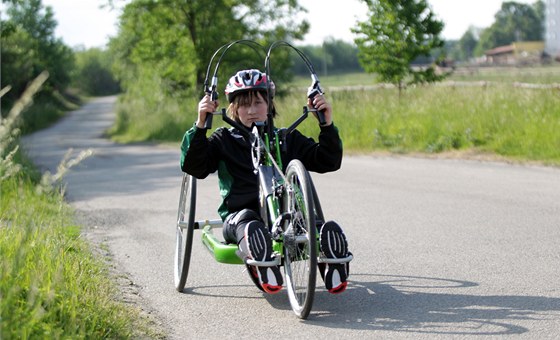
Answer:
[
  {"left": 196, "top": 94, "right": 219, "bottom": 128},
  {"left": 307, "top": 94, "right": 333, "bottom": 126}
]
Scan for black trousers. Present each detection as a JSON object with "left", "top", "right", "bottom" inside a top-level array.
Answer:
[{"left": 223, "top": 208, "right": 265, "bottom": 259}]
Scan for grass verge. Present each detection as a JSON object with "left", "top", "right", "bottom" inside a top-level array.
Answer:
[
  {"left": 1, "top": 72, "right": 161, "bottom": 339},
  {"left": 0, "top": 163, "right": 159, "bottom": 339}
]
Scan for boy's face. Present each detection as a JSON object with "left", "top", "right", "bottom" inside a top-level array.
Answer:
[{"left": 236, "top": 91, "right": 268, "bottom": 128}]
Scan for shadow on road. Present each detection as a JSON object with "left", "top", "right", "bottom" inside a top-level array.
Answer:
[
  {"left": 168, "top": 272, "right": 560, "bottom": 336},
  {"left": 305, "top": 273, "right": 559, "bottom": 336}
]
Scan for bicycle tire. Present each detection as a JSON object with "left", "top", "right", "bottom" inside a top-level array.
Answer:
[
  {"left": 283, "top": 160, "right": 317, "bottom": 319},
  {"left": 174, "top": 173, "right": 197, "bottom": 292},
  {"left": 308, "top": 175, "right": 325, "bottom": 224},
  {"left": 308, "top": 175, "right": 328, "bottom": 280}
]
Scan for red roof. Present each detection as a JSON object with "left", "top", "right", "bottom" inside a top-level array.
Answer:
[{"left": 485, "top": 45, "right": 514, "bottom": 56}]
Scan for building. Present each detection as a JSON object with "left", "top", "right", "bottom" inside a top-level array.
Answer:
[
  {"left": 545, "top": 0, "right": 560, "bottom": 57},
  {"left": 484, "top": 41, "right": 545, "bottom": 65}
]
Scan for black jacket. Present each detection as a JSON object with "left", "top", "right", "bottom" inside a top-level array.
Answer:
[{"left": 180, "top": 123, "right": 343, "bottom": 220}]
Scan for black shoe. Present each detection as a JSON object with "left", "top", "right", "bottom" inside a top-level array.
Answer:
[
  {"left": 320, "top": 221, "right": 349, "bottom": 294},
  {"left": 244, "top": 221, "right": 283, "bottom": 294}
]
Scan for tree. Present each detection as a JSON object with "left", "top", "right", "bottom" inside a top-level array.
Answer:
[
  {"left": 72, "top": 48, "right": 120, "bottom": 96},
  {"left": 291, "top": 45, "right": 326, "bottom": 76},
  {"left": 352, "top": 0, "right": 446, "bottom": 92},
  {"left": 0, "top": 27, "right": 38, "bottom": 102},
  {"left": 291, "top": 39, "right": 362, "bottom": 77},
  {"left": 474, "top": 1, "right": 544, "bottom": 56},
  {"left": 109, "top": 0, "right": 309, "bottom": 98},
  {"left": 1, "top": 0, "right": 73, "bottom": 104},
  {"left": 322, "top": 38, "right": 362, "bottom": 74},
  {"left": 533, "top": 0, "right": 545, "bottom": 24},
  {"left": 454, "top": 27, "right": 478, "bottom": 61}
]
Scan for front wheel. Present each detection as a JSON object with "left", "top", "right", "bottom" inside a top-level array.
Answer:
[
  {"left": 174, "top": 173, "right": 197, "bottom": 292},
  {"left": 282, "top": 160, "right": 317, "bottom": 319}
]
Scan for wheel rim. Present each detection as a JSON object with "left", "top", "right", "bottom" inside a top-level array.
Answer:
[
  {"left": 283, "top": 161, "right": 316, "bottom": 318},
  {"left": 174, "top": 174, "right": 195, "bottom": 291},
  {"left": 284, "top": 211, "right": 314, "bottom": 314},
  {"left": 174, "top": 225, "right": 186, "bottom": 287}
]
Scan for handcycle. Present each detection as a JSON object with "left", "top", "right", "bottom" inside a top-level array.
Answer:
[{"left": 174, "top": 40, "right": 352, "bottom": 319}]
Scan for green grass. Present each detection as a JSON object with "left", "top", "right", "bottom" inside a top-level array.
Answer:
[
  {"left": 294, "top": 64, "right": 560, "bottom": 86},
  {"left": 0, "top": 155, "right": 157, "bottom": 339},
  {"left": 291, "top": 71, "right": 380, "bottom": 88},
  {"left": 109, "top": 65, "right": 560, "bottom": 166},
  {"left": 448, "top": 64, "right": 560, "bottom": 84},
  {"left": 108, "top": 89, "right": 198, "bottom": 143},
  {"left": 274, "top": 84, "right": 560, "bottom": 164},
  {"left": 1, "top": 71, "right": 159, "bottom": 339},
  {"left": 270, "top": 65, "right": 560, "bottom": 166}
]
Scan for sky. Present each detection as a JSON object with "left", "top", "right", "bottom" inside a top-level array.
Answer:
[{"left": 3, "top": 0, "right": 538, "bottom": 49}]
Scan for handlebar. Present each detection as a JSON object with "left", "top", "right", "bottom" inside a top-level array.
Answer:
[
  {"left": 306, "top": 73, "right": 327, "bottom": 126},
  {"left": 307, "top": 87, "right": 327, "bottom": 126},
  {"left": 203, "top": 108, "right": 251, "bottom": 139},
  {"left": 201, "top": 40, "right": 328, "bottom": 134},
  {"left": 202, "top": 104, "right": 312, "bottom": 141}
]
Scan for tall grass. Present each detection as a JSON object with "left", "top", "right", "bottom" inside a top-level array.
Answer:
[
  {"left": 1, "top": 175, "right": 154, "bottom": 338},
  {"left": 275, "top": 84, "right": 560, "bottom": 164},
  {"left": 1, "top": 74, "right": 157, "bottom": 338},
  {"left": 110, "top": 66, "right": 560, "bottom": 166},
  {"left": 108, "top": 76, "right": 198, "bottom": 143}
]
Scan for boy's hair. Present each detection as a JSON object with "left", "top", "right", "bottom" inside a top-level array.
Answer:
[{"left": 227, "top": 90, "right": 277, "bottom": 123}]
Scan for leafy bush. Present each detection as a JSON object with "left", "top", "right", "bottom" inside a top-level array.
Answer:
[{"left": 72, "top": 48, "right": 120, "bottom": 96}]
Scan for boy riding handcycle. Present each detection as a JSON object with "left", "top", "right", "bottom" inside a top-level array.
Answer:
[{"left": 176, "top": 40, "right": 352, "bottom": 318}]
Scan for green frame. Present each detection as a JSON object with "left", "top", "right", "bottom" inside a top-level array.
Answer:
[{"left": 199, "top": 126, "right": 289, "bottom": 265}]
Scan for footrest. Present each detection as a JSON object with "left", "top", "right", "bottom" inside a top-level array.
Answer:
[
  {"left": 201, "top": 225, "right": 243, "bottom": 265},
  {"left": 318, "top": 253, "right": 353, "bottom": 264},
  {"left": 246, "top": 253, "right": 281, "bottom": 267}
]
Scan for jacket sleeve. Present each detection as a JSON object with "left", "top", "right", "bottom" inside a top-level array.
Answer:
[
  {"left": 287, "top": 123, "right": 343, "bottom": 173},
  {"left": 180, "top": 125, "right": 220, "bottom": 178}
]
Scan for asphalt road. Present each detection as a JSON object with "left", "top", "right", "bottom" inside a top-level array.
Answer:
[{"left": 22, "top": 96, "right": 560, "bottom": 339}]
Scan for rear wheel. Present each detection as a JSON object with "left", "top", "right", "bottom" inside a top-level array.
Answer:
[
  {"left": 282, "top": 160, "right": 317, "bottom": 319},
  {"left": 174, "top": 173, "right": 196, "bottom": 292}
]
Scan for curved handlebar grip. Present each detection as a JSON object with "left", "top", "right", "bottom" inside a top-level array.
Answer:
[
  {"left": 203, "top": 112, "right": 213, "bottom": 129},
  {"left": 202, "top": 90, "right": 219, "bottom": 129},
  {"left": 316, "top": 110, "right": 327, "bottom": 126},
  {"left": 307, "top": 87, "right": 327, "bottom": 125}
]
